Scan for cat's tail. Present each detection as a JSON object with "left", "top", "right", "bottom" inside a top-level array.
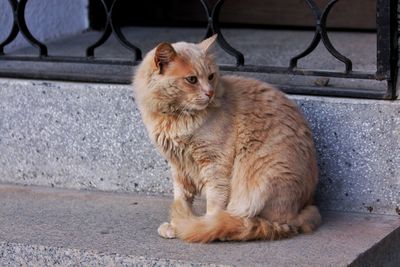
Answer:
[{"left": 171, "top": 204, "right": 321, "bottom": 243}]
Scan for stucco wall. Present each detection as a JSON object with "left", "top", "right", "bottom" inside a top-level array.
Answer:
[{"left": 0, "top": 0, "right": 88, "bottom": 52}]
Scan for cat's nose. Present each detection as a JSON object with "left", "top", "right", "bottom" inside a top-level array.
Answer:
[{"left": 205, "top": 90, "right": 214, "bottom": 98}]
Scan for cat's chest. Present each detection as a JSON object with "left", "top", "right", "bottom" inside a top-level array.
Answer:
[
  {"left": 151, "top": 112, "right": 228, "bottom": 175},
  {"left": 154, "top": 131, "right": 213, "bottom": 172},
  {"left": 151, "top": 115, "right": 209, "bottom": 164},
  {"left": 153, "top": 131, "right": 191, "bottom": 162}
]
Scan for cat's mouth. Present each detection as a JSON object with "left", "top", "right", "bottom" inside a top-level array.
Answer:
[{"left": 192, "top": 97, "right": 213, "bottom": 110}]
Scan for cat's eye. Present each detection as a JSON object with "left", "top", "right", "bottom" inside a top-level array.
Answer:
[
  {"left": 186, "top": 76, "right": 198, "bottom": 84},
  {"left": 208, "top": 73, "right": 215, "bottom": 81}
]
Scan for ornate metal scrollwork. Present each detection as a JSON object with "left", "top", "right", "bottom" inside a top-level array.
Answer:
[
  {"left": 86, "top": 0, "right": 142, "bottom": 61},
  {"left": 0, "top": 0, "right": 47, "bottom": 56},
  {"left": 200, "top": 0, "right": 244, "bottom": 66},
  {"left": 289, "top": 0, "right": 352, "bottom": 73}
]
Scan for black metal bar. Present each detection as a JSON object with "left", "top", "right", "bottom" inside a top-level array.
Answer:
[
  {"left": 109, "top": 0, "right": 141, "bottom": 60},
  {"left": 0, "top": 0, "right": 48, "bottom": 56},
  {"left": 376, "top": 0, "right": 398, "bottom": 99},
  {"left": 289, "top": 0, "right": 352, "bottom": 73},
  {"left": 0, "top": 0, "right": 19, "bottom": 55},
  {"left": 86, "top": 0, "right": 141, "bottom": 60},
  {"left": 320, "top": 0, "right": 352, "bottom": 72},
  {"left": 376, "top": 0, "right": 391, "bottom": 78},
  {"left": 0, "top": 68, "right": 131, "bottom": 84},
  {"left": 200, "top": 0, "right": 244, "bottom": 66},
  {"left": 0, "top": 55, "right": 137, "bottom": 66},
  {"left": 289, "top": 0, "right": 321, "bottom": 68},
  {"left": 219, "top": 65, "right": 377, "bottom": 80},
  {"left": 111, "top": 26, "right": 142, "bottom": 61},
  {"left": 290, "top": 32, "right": 321, "bottom": 69},
  {"left": 16, "top": 0, "right": 48, "bottom": 56},
  {"left": 86, "top": 0, "right": 113, "bottom": 57},
  {"left": 279, "top": 84, "right": 388, "bottom": 100},
  {"left": 86, "top": 26, "right": 113, "bottom": 57}
]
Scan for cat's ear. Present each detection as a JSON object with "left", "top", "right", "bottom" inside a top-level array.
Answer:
[
  {"left": 154, "top": 43, "right": 177, "bottom": 74},
  {"left": 198, "top": 34, "right": 218, "bottom": 54}
]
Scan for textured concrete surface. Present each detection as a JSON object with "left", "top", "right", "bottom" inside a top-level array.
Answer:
[
  {"left": 294, "top": 95, "right": 400, "bottom": 216},
  {"left": 0, "top": 243, "right": 226, "bottom": 267},
  {"left": 0, "top": 79, "right": 171, "bottom": 194},
  {"left": 0, "top": 184, "right": 399, "bottom": 266},
  {"left": 0, "top": 0, "right": 88, "bottom": 52},
  {"left": 0, "top": 78, "right": 399, "bottom": 215}
]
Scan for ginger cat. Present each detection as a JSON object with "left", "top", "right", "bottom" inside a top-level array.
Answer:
[{"left": 133, "top": 35, "right": 321, "bottom": 243}]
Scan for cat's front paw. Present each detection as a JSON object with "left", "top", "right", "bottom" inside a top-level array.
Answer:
[{"left": 157, "top": 222, "right": 176, "bottom": 239}]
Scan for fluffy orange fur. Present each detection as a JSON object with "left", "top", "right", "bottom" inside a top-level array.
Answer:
[{"left": 133, "top": 35, "right": 321, "bottom": 243}]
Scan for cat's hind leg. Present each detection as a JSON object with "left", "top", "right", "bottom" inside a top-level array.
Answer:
[{"left": 226, "top": 162, "right": 272, "bottom": 218}]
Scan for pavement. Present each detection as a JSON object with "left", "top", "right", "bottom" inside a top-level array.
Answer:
[{"left": 0, "top": 184, "right": 399, "bottom": 266}]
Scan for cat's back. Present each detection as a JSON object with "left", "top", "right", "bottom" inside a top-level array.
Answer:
[
  {"left": 220, "top": 75, "right": 315, "bottom": 155},
  {"left": 220, "top": 75, "right": 317, "bottom": 182},
  {"left": 221, "top": 75, "right": 304, "bottom": 122}
]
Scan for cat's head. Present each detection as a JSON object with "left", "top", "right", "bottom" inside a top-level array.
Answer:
[{"left": 134, "top": 35, "right": 221, "bottom": 114}]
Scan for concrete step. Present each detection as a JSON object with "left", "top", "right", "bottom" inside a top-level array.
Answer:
[
  {"left": 0, "top": 184, "right": 399, "bottom": 266},
  {"left": 0, "top": 78, "right": 399, "bottom": 215}
]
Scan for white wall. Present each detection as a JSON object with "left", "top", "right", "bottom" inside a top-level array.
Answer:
[{"left": 0, "top": 0, "right": 88, "bottom": 52}]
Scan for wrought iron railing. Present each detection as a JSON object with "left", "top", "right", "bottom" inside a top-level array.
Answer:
[{"left": 0, "top": 0, "right": 398, "bottom": 99}]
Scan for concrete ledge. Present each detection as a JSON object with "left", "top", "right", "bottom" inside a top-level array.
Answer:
[
  {"left": 0, "top": 78, "right": 399, "bottom": 215},
  {"left": 0, "top": 185, "right": 399, "bottom": 266}
]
